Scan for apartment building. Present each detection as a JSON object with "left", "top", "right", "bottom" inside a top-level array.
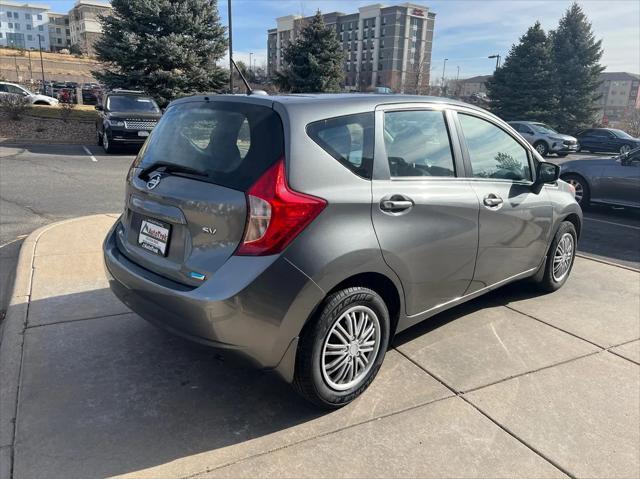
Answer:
[
  {"left": 458, "top": 75, "right": 491, "bottom": 97},
  {"left": 68, "top": 0, "right": 110, "bottom": 55},
  {"left": 0, "top": 1, "right": 50, "bottom": 50},
  {"left": 48, "top": 12, "right": 70, "bottom": 51},
  {"left": 267, "top": 3, "right": 435, "bottom": 93},
  {"left": 597, "top": 72, "right": 640, "bottom": 122}
]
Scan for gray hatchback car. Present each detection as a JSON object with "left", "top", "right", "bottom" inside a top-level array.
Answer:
[{"left": 104, "top": 94, "right": 582, "bottom": 408}]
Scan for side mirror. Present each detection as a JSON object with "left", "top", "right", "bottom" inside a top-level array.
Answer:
[
  {"left": 532, "top": 162, "right": 560, "bottom": 193},
  {"left": 95, "top": 105, "right": 103, "bottom": 111}
]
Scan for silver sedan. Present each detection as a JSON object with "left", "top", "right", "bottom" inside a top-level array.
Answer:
[{"left": 560, "top": 147, "right": 640, "bottom": 207}]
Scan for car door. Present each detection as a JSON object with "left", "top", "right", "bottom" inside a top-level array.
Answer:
[
  {"left": 518, "top": 124, "right": 536, "bottom": 146},
  {"left": 599, "top": 149, "right": 640, "bottom": 206},
  {"left": 578, "top": 129, "right": 596, "bottom": 151},
  {"left": 593, "top": 130, "right": 617, "bottom": 152},
  {"left": 453, "top": 110, "right": 553, "bottom": 291},
  {"left": 371, "top": 106, "right": 479, "bottom": 318}
]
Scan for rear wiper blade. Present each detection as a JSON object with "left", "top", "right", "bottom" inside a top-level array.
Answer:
[{"left": 139, "top": 162, "right": 209, "bottom": 180}]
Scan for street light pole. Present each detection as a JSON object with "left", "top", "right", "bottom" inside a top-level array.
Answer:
[
  {"left": 228, "top": 0, "right": 234, "bottom": 93},
  {"left": 441, "top": 58, "right": 448, "bottom": 95},
  {"left": 249, "top": 52, "right": 253, "bottom": 74},
  {"left": 38, "top": 34, "right": 46, "bottom": 94},
  {"left": 488, "top": 54, "right": 501, "bottom": 71}
]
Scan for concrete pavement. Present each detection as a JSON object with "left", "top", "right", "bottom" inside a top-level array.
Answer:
[{"left": 0, "top": 215, "right": 639, "bottom": 479}]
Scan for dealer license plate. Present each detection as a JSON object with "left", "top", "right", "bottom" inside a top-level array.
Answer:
[{"left": 138, "top": 218, "right": 170, "bottom": 256}]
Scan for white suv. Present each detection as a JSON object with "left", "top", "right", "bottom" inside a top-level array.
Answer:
[{"left": 0, "top": 81, "right": 59, "bottom": 106}]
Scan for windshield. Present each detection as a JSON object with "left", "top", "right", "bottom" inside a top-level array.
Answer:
[
  {"left": 532, "top": 123, "right": 558, "bottom": 134},
  {"left": 134, "top": 101, "right": 284, "bottom": 191},
  {"left": 107, "top": 95, "right": 160, "bottom": 112},
  {"left": 611, "top": 129, "right": 635, "bottom": 139}
]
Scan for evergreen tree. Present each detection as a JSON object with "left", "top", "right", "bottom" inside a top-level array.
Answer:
[
  {"left": 276, "top": 11, "right": 344, "bottom": 93},
  {"left": 93, "top": 0, "right": 227, "bottom": 106},
  {"left": 486, "top": 22, "right": 556, "bottom": 123},
  {"left": 551, "top": 2, "right": 604, "bottom": 132}
]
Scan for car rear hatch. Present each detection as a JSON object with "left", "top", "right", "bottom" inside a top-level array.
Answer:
[{"left": 117, "top": 98, "right": 284, "bottom": 287}]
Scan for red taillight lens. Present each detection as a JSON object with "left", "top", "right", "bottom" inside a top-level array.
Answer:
[{"left": 236, "top": 158, "right": 327, "bottom": 256}]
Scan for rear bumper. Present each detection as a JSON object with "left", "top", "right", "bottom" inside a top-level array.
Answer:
[{"left": 103, "top": 221, "right": 324, "bottom": 380}]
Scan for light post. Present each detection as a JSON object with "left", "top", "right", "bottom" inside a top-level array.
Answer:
[
  {"left": 38, "top": 34, "right": 46, "bottom": 94},
  {"left": 228, "top": 0, "right": 234, "bottom": 93},
  {"left": 488, "top": 54, "right": 501, "bottom": 71},
  {"left": 249, "top": 52, "right": 253, "bottom": 74},
  {"left": 441, "top": 58, "right": 448, "bottom": 96}
]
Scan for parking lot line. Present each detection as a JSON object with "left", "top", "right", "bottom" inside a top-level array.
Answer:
[
  {"left": 82, "top": 146, "right": 98, "bottom": 163},
  {"left": 583, "top": 216, "right": 640, "bottom": 230}
]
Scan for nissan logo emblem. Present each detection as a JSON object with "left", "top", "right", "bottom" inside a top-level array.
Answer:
[{"left": 146, "top": 173, "right": 162, "bottom": 190}]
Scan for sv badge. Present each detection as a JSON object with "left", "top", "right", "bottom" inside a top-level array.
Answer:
[{"left": 202, "top": 227, "right": 217, "bottom": 235}]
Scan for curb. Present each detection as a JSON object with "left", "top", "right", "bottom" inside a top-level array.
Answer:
[{"left": 0, "top": 215, "right": 115, "bottom": 479}]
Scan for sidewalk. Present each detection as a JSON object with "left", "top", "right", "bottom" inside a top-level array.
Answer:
[{"left": 1, "top": 215, "right": 638, "bottom": 479}]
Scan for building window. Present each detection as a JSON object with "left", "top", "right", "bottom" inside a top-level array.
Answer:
[
  {"left": 364, "top": 19, "right": 368, "bottom": 27},
  {"left": 27, "top": 34, "right": 33, "bottom": 41},
  {"left": 13, "top": 12, "right": 18, "bottom": 18},
  {"left": 56, "top": 27, "right": 61, "bottom": 33},
  {"left": 58, "top": 38, "right": 62, "bottom": 44},
  {"left": 381, "top": 27, "right": 385, "bottom": 36},
  {"left": 26, "top": 24, "right": 32, "bottom": 30},
  {"left": 15, "top": 23, "right": 20, "bottom": 30},
  {"left": 349, "top": 22, "right": 353, "bottom": 29},
  {"left": 380, "top": 39, "right": 384, "bottom": 48},
  {"left": 382, "top": 16, "right": 386, "bottom": 24},
  {"left": 38, "top": 25, "right": 43, "bottom": 31},
  {"left": 66, "top": 29, "right": 70, "bottom": 35},
  {"left": 8, "top": 22, "right": 13, "bottom": 28},
  {"left": 7, "top": 12, "right": 12, "bottom": 18},
  {"left": 37, "top": 14, "right": 42, "bottom": 20},
  {"left": 49, "top": 17, "right": 54, "bottom": 23},
  {"left": 25, "top": 13, "right": 32, "bottom": 19}
]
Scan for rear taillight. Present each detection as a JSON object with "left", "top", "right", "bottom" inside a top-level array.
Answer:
[{"left": 236, "top": 158, "right": 326, "bottom": 256}]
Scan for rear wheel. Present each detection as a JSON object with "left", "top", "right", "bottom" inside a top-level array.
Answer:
[
  {"left": 293, "top": 287, "right": 390, "bottom": 409},
  {"left": 561, "top": 173, "right": 589, "bottom": 207},
  {"left": 531, "top": 221, "right": 577, "bottom": 292},
  {"left": 534, "top": 141, "right": 549, "bottom": 157}
]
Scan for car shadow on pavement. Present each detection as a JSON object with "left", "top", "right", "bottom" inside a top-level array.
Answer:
[
  {"left": 9, "top": 279, "right": 571, "bottom": 478},
  {"left": 14, "top": 288, "right": 327, "bottom": 478}
]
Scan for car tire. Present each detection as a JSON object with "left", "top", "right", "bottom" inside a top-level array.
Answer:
[
  {"left": 531, "top": 221, "right": 577, "bottom": 293},
  {"left": 620, "top": 144, "right": 631, "bottom": 155},
  {"left": 103, "top": 131, "right": 116, "bottom": 154},
  {"left": 561, "top": 173, "right": 590, "bottom": 207},
  {"left": 557, "top": 153, "right": 568, "bottom": 157},
  {"left": 293, "top": 287, "right": 390, "bottom": 409},
  {"left": 534, "top": 141, "right": 549, "bottom": 157}
]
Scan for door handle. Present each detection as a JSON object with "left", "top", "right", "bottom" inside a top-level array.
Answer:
[
  {"left": 483, "top": 193, "right": 503, "bottom": 208},
  {"left": 380, "top": 195, "right": 414, "bottom": 213}
]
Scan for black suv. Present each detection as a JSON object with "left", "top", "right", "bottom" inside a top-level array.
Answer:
[{"left": 96, "top": 90, "right": 162, "bottom": 153}]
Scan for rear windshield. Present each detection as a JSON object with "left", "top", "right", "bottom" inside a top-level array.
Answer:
[
  {"left": 107, "top": 95, "right": 160, "bottom": 112},
  {"left": 134, "top": 101, "right": 284, "bottom": 191}
]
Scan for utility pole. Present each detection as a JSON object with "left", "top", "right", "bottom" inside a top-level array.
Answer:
[
  {"left": 249, "top": 52, "right": 253, "bottom": 74},
  {"left": 28, "top": 49, "right": 33, "bottom": 81},
  {"left": 38, "top": 35, "right": 46, "bottom": 94},
  {"left": 441, "top": 58, "right": 448, "bottom": 96},
  {"left": 228, "top": 0, "right": 234, "bottom": 93}
]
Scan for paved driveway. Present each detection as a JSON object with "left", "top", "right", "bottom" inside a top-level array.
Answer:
[{"left": 1, "top": 215, "right": 638, "bottom": 478}]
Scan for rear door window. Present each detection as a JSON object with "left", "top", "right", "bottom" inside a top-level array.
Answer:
[
  {"left": 307, "top": 112, "right": 374, "bottom": 179},
  {"left": 135, "top": 101, "right": 284, "bottom": 191},
  {"left": 383, "top": 110, "right": 455, "bottom": 178}
]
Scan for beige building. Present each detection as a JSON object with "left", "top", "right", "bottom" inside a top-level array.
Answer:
[
  {"left": 48, "top": 12, "right": 70, "bottom": 51},
  {"left": 68, "top": 0, "right": 111, "bottom": 55},
  {"left": 267, "top": 3, "right": 436, "bottom": 93},
  {"left": 458, "top": 75, "right": 491, "bottom": 97},
  {"left": 597, "top": 72, "right": 640, "bottom": 122}
]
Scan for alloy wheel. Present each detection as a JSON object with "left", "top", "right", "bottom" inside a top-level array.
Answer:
[
  {"left": 565, "top": 178, "right": 584, "bottom": 204},
  {"left": 321, "top": 305, "right": 381, "bottom": 391},
  {"left": 620, "top": 144, "right": 631, "bottom": 155},
  {"left": 535, "top": 143, "right": 547, "bottom": 155},
  {"left": 553, "top": 232, "right": 574, "bottom": 282}
]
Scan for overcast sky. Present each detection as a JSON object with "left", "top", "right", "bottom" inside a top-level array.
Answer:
[{"left": 48, "top": 0, "right": 640, "bottom": 78}]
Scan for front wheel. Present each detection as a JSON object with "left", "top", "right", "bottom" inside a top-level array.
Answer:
[
  {"left": 561, "top": 174, "right": 590, "bottom": 207},
  {"left": 620, "top": 144, "right": 631, "bottom": 155},
  {"left": 293, "top": 287, "right": 390, "bottom": 409},
  {"left": 103, "top": 131, "right": 116, "bottom": 154},
  {"left": 531, "top": 221, "right": 577, "bottom": 292},
  {"left": 557, "top": 153, "right": 568, "bottom": 157}
]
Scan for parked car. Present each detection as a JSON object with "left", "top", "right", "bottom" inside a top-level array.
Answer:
[
  {"left": 575, "top": 128, "right": 640, "bottom": 155},
  {"left": 95, "top": 90, "right": 162, "bottom": 153},
  {"left": 560, "top": 147, "right": 640, "bottom": 208},
  {"left": 508, "top": 121, "right": 578, "bottom": 157},
  {"left": 103, "top": 94, "right": 581, "bottom": 408},
  {"left": 0, "top": 81, "right": 59, "bottom": 106},
  {"left": 81, "top": 83, "right": 101, "bottom": 105}
]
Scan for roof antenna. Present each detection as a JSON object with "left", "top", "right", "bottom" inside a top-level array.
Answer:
[{"left": 230, "top": 57, "right": 253, "bottom": 95}]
